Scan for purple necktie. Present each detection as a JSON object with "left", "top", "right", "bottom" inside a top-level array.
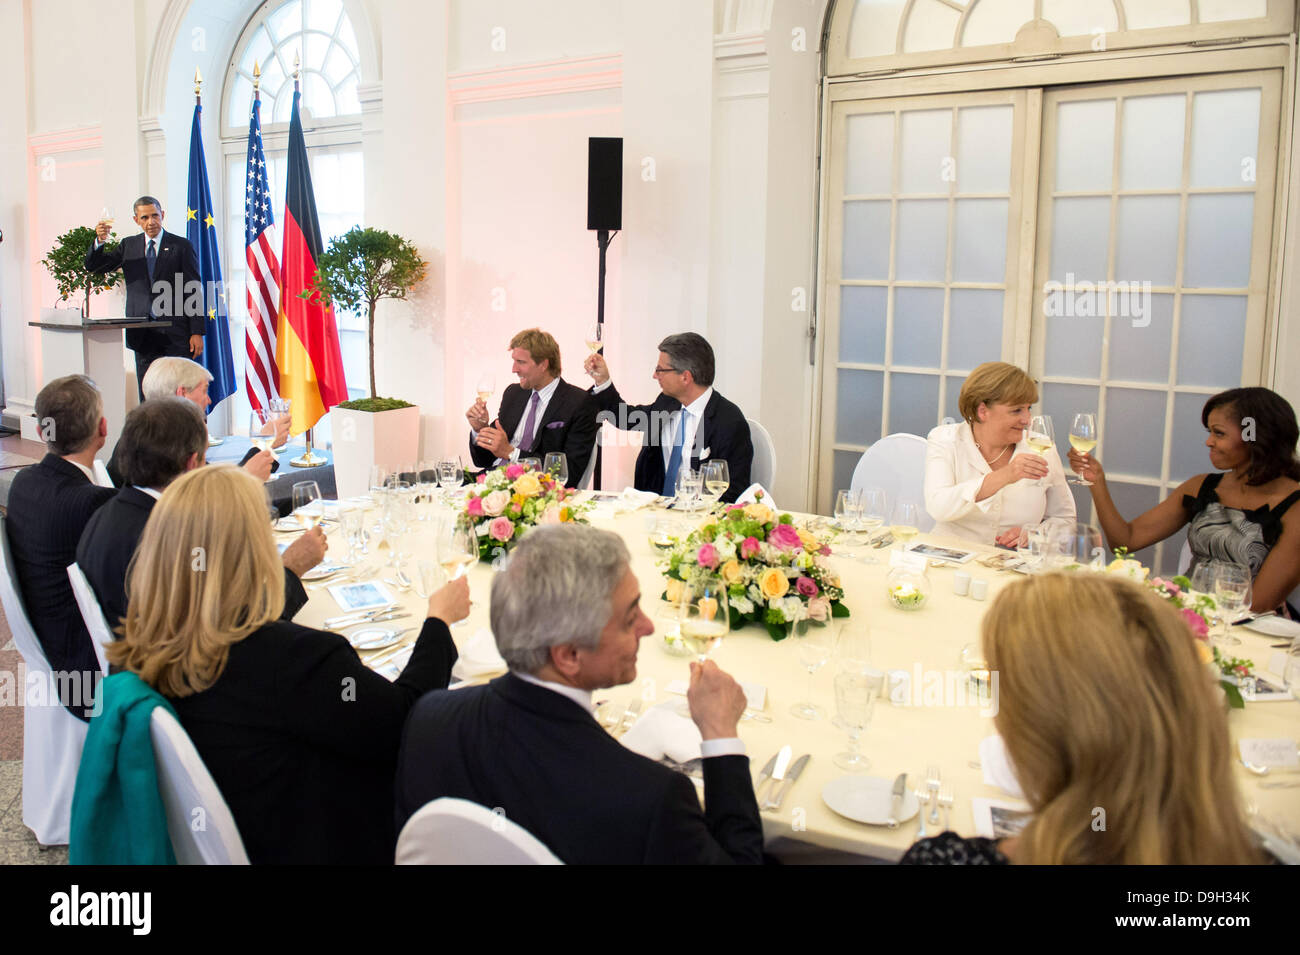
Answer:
[{"left": 517, "top": 391, "right": 541, "bottom": 453}]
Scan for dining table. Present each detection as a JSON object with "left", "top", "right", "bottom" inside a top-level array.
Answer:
[{"left": 289, "top": 492, "right": 1300, "bottom": 862}]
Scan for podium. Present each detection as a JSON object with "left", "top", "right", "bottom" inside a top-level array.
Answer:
[{"left": 28, "top": 313, "right": 172, "bottom": 458}]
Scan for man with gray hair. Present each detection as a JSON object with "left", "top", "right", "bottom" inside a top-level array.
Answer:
[
  {"left": 396, "top": 523, "right": 763, "bottom": 863},
  {"left": 585, "top": 332, "right": 753, "bottom": 502}
]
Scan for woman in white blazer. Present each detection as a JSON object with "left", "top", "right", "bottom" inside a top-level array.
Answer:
[{"left": 924, "top": 362, "right": 1076, "bottom": 546}]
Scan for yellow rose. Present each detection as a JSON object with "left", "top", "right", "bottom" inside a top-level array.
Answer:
[
  {"left": 744, "top": 503, "right": 774, "bottom": 525},
  {"left": 758, "top": 567, "right": 789, "bottom": 600},
  {"left": 512, "top": 473, "right": 543, "bottom": 498},
  {"left": 1196, "top": 640, "right": 1214, "bottom": 665},
  {"left": 665, "top": 578, "right": 685, "bottom": 604},
  {"left": 720, "top": 559, "right": 743, "bottom": 585},
  {"left": 796, "top": 529, "right": 819, "bottom": 551}
]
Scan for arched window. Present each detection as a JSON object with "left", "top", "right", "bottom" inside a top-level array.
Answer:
[{"left": 220, "top": 0, "right": 369, "bottom": 435}]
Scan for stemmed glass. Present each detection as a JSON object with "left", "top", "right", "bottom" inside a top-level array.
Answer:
[
  {"left": 475, "top": 374, "right": 495, "bottom": 407},
  {"left": 833, "top": 671, "right": 878, "bottom": 773},
  {"left": 790, "top": 617, "right": 835, "bottom": 720},
  {"left": 890, "top": 501, "right": 919, "bottom": 552},
  {"left": 1068, "top": 413, "right": 1097, "bottom": 486},
  {"left": 835, "top": 624, "right": 872, "bottom": 674},
  {"left": 544, "top": 452, "right": 569, "bottom": 487},
  {"left": 585, "top": 321, "right": 604, "bottom": 355},
  {"left": 1213, "top": 562, "right": 1250, "bottom": 647},
  {"left": 382, "top": 483, "right": 411, "bottom": 567},
  {"left": 268, "top": 397, "right": 291, "bottom": 453},
  {"left": 339, "top": 505, "right": 363, "bottom": 561},
  {"left": 1026, "top": 414, "right": 1055, "bottom": 488},
  {"left": 439, "top": 521, "right": 478, "bottom": 581},
  {"left": 291, "top": 481, "right": 322, "bottom": 530},
  {"left": 834, "top": 489, "right": 863, "bottom": 556},
  {"left": 368, "top": 465, "right": 389, "bottom": 497},
  {"left": 409, "top": 560, "right": 442, "bottom": 600},
  {"left": 702, "top": 460, "right": 729, "bottom": 513},
  {"left": 250, "top": 410, "right": 276, "bottom": 454},
  {"left": 1016, "top": 526, "right": 1048, "bottom": 572},
  {"left": 675, "top": 467, "right": 703, "bottom": 511},
  {"left": 677, "top": 575, "right": 730, "bottom": 662},
  {"left": 438, "top": 459, "right": 463, "bottom": 508},
  {"left": 858, "top": 487, "right": 887, "bottom": 565}
]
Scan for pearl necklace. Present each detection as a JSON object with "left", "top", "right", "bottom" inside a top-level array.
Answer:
[{"left": 975, "top": 441, "right": 1011, "bottom": 464}]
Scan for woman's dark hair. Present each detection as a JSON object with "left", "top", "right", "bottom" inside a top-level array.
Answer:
[{"left": 1201, "top": 388, "right": 1300, "bottom": 485}]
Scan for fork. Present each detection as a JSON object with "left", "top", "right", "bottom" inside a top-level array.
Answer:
[
  {"left": 926, "top": 764, "right": 942, "bottom": 825},
  {"left": 914, "top": 787, "right": 931, "bottom": 838},
  {"left": 938, "top": 784, "right": 954, "bottom": 831}
]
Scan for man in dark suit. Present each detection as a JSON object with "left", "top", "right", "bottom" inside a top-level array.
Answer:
[
  {"left": 84, "top": 196, "right": 204, "bottom": 401},
  {"left": 396, "top": 524, "right": 764, "bottom": 864},
  {"left": 584, "top": 332, "right": 753, "bottom": 502},
  {"left": 465, "top": 328, "right": 598, "bottom": 487},
  {"left": 5, "top": 375, "right": 116, "bottom": 720}
]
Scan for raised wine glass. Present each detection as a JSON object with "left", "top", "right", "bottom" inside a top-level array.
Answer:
[
  {"left": 474, "top": 373, "right": 495, "bottom": 408},
  {"left": 291, "top": 481, "right": 322, "bottom": 531},
  {"left": 584, "top": 321, "right": 604, "bottom": 356},
  {"left": 1068, "top": 413, "right": 1097, "bottom": 486},
  {"left": 1027, "top": 414, "right": 1055, "bottom": 488},
  {"left": 677, "top": 574, "right": 730, "bottom": 662}
]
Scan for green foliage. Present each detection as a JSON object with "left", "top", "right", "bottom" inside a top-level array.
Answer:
[
  {"left": 335, "top": 396, "right": 415, "bottom": 413},
  {"left": 300, "top": 226, "right": 427, "bottom": 399},
  {"left": 41, "top": 226, "right": 123, "bottom": 315}
]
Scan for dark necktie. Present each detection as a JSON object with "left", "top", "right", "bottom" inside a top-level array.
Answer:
[
  {"left": 663, "top": 411, "right": 688, "bottom": 496},
  {"left": 517, "top": 391, "right": 541, "bottom": 454},
  {"left": 146, "top": 238, "right": 157, "bottom": 284}
]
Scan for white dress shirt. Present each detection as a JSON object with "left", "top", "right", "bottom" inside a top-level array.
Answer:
[
  {"left": 663, "top": 386, "right": 713, "bottom": 469},
  {"left": 923, "top": 421, "right": 1076, "bottom": 545},
  {"left": 68, "top": 460, "right": 96, "bottom": 483},
  {"left": 515, "top": 671, "right": 744, "bottom": 757}
]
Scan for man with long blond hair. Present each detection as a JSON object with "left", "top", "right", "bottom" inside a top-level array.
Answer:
[{"left": 901, "top": 572, "right": 1265, "bottom": 865}]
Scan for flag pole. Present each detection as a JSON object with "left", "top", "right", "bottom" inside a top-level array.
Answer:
[
  {"left": 287, "top": 50, "right": 326, "bottom": 468},
  {"left": 194, "top": 66, "right": 225, "bottom": 448}
]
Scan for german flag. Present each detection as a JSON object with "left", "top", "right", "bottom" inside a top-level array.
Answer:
[{"left": 275, "top": 89, "right": 347, "bottom": 433}]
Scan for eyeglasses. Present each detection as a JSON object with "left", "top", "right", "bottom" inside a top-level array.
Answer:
[{"left": 653, "top": 366, "right": 680, "bottom": 376}]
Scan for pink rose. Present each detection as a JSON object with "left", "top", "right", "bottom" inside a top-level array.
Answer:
[
  {"left": 819, "top": 544, "right": 831, "bottom": 556},
  {"left": 796, "top": 576, "right": 818, "bottom": 597},
  {"left": 476, "top": 473, "right": 487, "bottom": 484},
  {"left": 505, "top": 463, "right": 525, "bottom": 480},
  {"left": 539, "top": 505, "right": 562, "bottom": 525},
  {"left": 1180, "top": 607, "right": 1209, "bottom": 639},
  {"left": 807, "top": 597, "right": 830, "bottom": 622},
  {"left": 740, "top": 536, "right": 760, "bottom": 559},
  {"left": 488, "top": 516, "right": 515, "bottom": 542},
  {"left": 768, "top": 523, "right": 802, "bottom": 551},
  {"left": 466, "top": 497, "right": 484, "bottom": 517},
  {"left": 697, "top": 543, "right": 719, "bottom": 569},
  {"left": 481, "top": 489, "right": 510, "bottom": 517}
]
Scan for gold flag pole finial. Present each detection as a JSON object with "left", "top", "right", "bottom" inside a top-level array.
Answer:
[
  {"left": 252, "top": 60, "right": 261, "bottom": 97},
  {"left": 194, "top": 67, "right": 202, "bottom": 104},
  {"left": 293, "top": 51, "right": 301, "bottom": 91}
]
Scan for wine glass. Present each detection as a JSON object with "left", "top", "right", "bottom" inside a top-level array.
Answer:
[
  {"left": 1213, "top": 562, "right": 1250, "bottom": 647},
  {"left": 1068, "top": 413, "right": 1097, "bottom": 486},
  {"left": 475, "top": 373, "right": 495, "bottom": 407},
  {"left": 1026, "top": 414, "right": 1055, "bottom": 488},
  {"left": 678, "top": 575, "right": 729, "bottom": 662},
  {"left": 382, "top": 483, "right": 411, "bottom": 567},
  {"left": 410, "top": 560, "right": 442, "bottom": 599},
  {"left": 1016, "top": 526, "right": 1048, "bottom": 572},
  {"left": 368, "top": 465, "right": 389, "bottom": 498},
  {"left": 438, "top": 459, "right": 463, "bottom": 507},
  {"left": 585, "top": 321, "right": 604, "bottom": 355},
  {"left": 674, "top": 467, "right": 703, "bottom": 511},
  {"left": 835, "top": 624, "right": 872, "bottom": 674},
  {"left": 544, "top": 452, "right": 569, "bottom": 487},
  {"left": 439, "top": 521, "right": 478, "bottom": 581},
  {"left": 857, "top": 487, "right": 887, "bottom": 565},
  {"left": 338, "top": 505, "right": 363, "bottom": 562},
  {"left": 291, "top": 481, "right": 322, "bottom": 532},
  {"left": 790, "top": 617, "right": 835, "bottom": 720},
  {"left": 833, "top": 489, "right": 863, "bottom": 557},
  {"left": 890, "top": 501, "right": 919, "bottom": 552},
  {"left": 832, "top": 671, "right": 878, "bottom": 773},
  {"left": 702, "top": 460, "right": 729, "bottom": 513}
]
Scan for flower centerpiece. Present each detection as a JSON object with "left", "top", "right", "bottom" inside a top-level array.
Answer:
[
  {"left": 659, "top": 495, "right": 848, "bottom": 640},
  {"left": 1107, "top": 548, "right": 1251, "bottom": 708},
  {"left": 456, "top": 462, "right": 591, "bottom": 562}
]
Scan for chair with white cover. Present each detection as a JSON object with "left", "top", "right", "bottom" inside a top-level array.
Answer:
[
  {"left": 0, "top": 515, "right": 89, "bottom": 846},
  {"left": 92, "top": 459, "right": 114, "bottom": 488},
  {"left": 850, "top": 433, "right": 935, "bottom": 532},
  {"left": 577, "top": 438, "right": 599, "bottom": 491},
  {"left": 395, "top": 797, "right": 563, "bottom": 865},
  {"left": 66, "top": 563, "right": 112, "bottom": 675},
  {"left": 747, "top": 419, "right": 777, "bottom": 491},
  {"left": 149, "top": 707, "right": 249, "bottom": 864}
]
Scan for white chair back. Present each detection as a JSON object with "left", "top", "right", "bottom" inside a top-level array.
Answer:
[
  {"left": 850, "top": 433, "right": 935, "bottom": 532},
  {"left": 578, "top": 436, "right": 599, "bottom": 491},
  {"left": 149, "top": 707, "right": 249, "bottom": 865},
  {"left": 395, "top": 797, "right": 563, "bottom": 865},
  {"left": 747, "top": 418, "right": 777, "bottom": 490},
  {"left": 0, "top": 515, "right": 88, "bottom": 846},
  {"left": 66, "top": 563, "right": 111, "bottom": 675},
  {"left": 92, "top": 459, "right": 114, "bottom": 488}
]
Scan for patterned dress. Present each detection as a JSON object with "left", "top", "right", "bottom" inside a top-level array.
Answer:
[
  {"left": 1183, "top": 473, "right": 1300, "bottom": 576},
  {"left": 899, "top": 831, "right": 1009, "bottom": 865}
]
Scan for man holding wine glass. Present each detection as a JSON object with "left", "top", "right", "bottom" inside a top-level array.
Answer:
[{"left": 464, "top": 328, "right": 599, "bottom": 488}]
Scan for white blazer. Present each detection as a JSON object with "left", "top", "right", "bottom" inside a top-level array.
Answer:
[{"left": 923, "top": 421, "right": 1076, "bottom": 545}]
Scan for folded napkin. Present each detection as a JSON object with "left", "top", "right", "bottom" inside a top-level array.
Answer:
[
  {"left": 450, "top": 627, "right": 507, "bottom": 681},
  {"left": 735, "top": 483, "right": 777, "bottom": 511},
  {"left": 620, "top": 701, "right": 702, "bottom": 764},
  {"left": 979, "top": 733, "right": 1025, "bottom": 799},
  {"left": 619, "top": 487, "right": 661, "bottom": 510}
]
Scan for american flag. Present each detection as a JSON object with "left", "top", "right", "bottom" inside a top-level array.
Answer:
[{"left": 243, "top": 95, "right": 280, "bottom": 411}]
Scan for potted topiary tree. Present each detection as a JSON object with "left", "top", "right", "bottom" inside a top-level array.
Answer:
[
  {"left": 41, "top": 225, "right": 124, "bottom": 318},
  {"left": 301, "top": 226, "right": 428, "bottom": 497}
]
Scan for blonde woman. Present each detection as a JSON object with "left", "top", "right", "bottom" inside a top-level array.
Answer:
[
  {"left": 108, "top": 465, "right": 470, "bottom": 864},
  {"left": 901, "top": 573, "right": 1264, "bottom": 864},
  {"left": 923, "top": 362, "right": 1075, "bottom": 547}
]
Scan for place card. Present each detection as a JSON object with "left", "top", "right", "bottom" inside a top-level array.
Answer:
[
  {"left": 970, "top": 797, "right": 1032, "bottom": 840},
  {"left": 1239, "top": 738, "right": 1299, "bottom": 769},
  {"left": 328, "top": 579, "right": 395, "bottom": 613}
]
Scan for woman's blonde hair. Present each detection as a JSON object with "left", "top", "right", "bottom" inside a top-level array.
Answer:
[
  {"left": 957, "top": 362, "right": 1038, "bottom": 425},
  {"left": 108, "top": 464, "right": 285, "bottom": 697},
  {"left": 982, "top": 573, "right": 1262, "bottom": 864}
]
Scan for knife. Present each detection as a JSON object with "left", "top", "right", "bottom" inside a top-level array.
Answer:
[
  {"left": 325, "top": 610, "right": 407, "bottom": 631},
  {"left": 887, "top": 772, "right": 907, "bottom": 829},
  {"left": 754, "top": 750, "right": 779, "bottom": 802},
  {"left": 759, "top": 745, "right": 793, "bottom": 807},
  {"left": 765, "top": 753, "right": 810, "bottom": 812},
  {"left": 322, "top": 604, "right": 399, "bottom": 628}
]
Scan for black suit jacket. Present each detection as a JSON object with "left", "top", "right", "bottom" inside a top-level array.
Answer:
[
  {"left": 105, "top": 441, "right": 277, "bottom": 488},
  {"left": 83, "top": 230, "right": 203, "bottom": 354},
  {"left": 395, "top": 673, "right": 764, "bottom": 864},
  {"left": 168, "top": 617, "right": 458, "bottom": 864},
  {"left": 4, "top": 455, "right": 116, "bottom": 719},
  {"left": 469, "top": 378, "right": 599, "bottom": 487},
  {"left": 589, "top": 385, "right": 754, "bottom": 502},
  {"left": 75, "top": 486, "right": 306, "bottom": 634}
]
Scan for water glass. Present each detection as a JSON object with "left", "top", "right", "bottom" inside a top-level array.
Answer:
[
  {"left": 832, "top": 671, "right": 878, "bottom": 773},
  {"left": 544, "top": 452, "right": 569, "bottom": 486},
  {"left": 339, "top": 505, "right": 363, "bottom": 561},
  {"left": 790, "top": 617, "right": 835, "bottom": 720},
  {"left": 675, "top": 468, "right": 703, "bottom": 510},
  {"left": 1213, "top": 562, "right": 1250, "bottom": 646},
  {"left": 836, "top": 624, "right": 872, "bottom": 674},
  {"left": 410, "top": 560, "right": 442, "bottom": 599}
]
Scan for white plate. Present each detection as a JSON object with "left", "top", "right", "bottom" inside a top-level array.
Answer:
[
  {"left": 346, "top": 627, "right": 406, "bottom": 651},
  {"left": 1239, "top": 615, "right": 1300, "bottom": 638},
  {"left": 821, "top": 775, "right": 921, "bottom": 826}
]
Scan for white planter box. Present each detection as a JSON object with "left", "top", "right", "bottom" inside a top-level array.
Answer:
[{"left": 331, "top": 405, "right": 421, "bottom": 499}]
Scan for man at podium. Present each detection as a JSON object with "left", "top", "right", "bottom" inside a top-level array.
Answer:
[{"left": 84, "top": 196, "right": 204, "bottom": 400}]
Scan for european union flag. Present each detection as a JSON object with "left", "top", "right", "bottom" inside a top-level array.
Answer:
[{"left": 186, "top": 102, "right": 237, "bottom": 409}]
